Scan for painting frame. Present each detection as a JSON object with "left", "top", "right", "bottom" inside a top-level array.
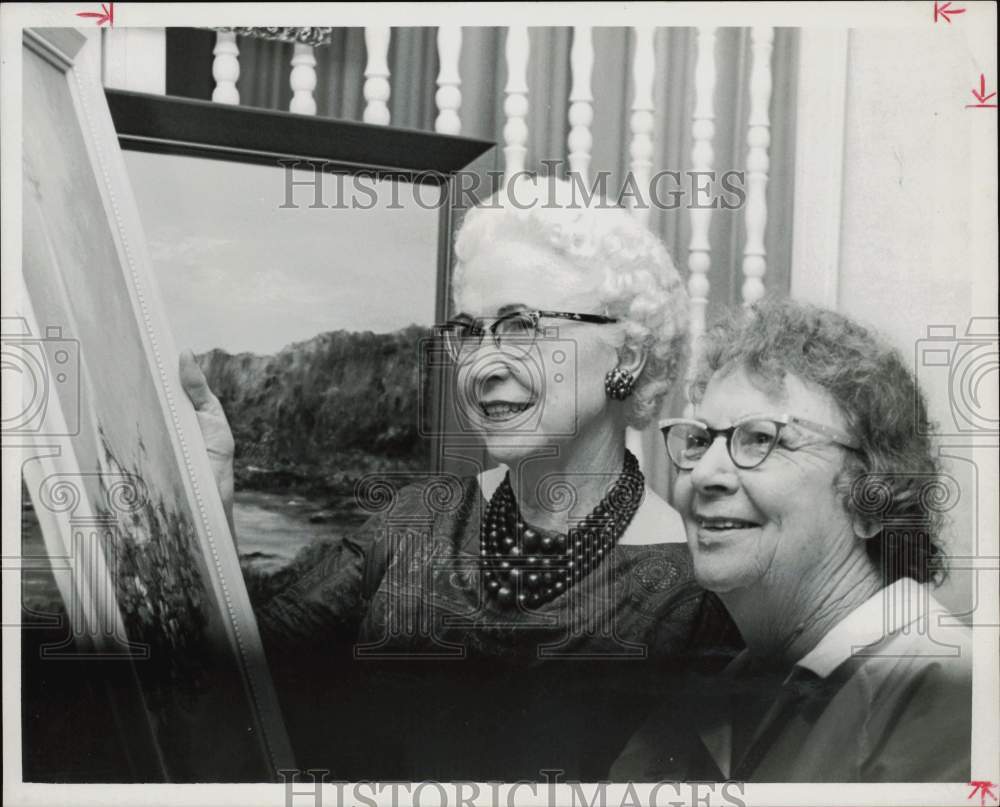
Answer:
[
  {"left": 105, "top": 85, "right": 496, "bottom": 482},
  {"left": 104, "top": 85, "right": 496, "bottom": 342},
  {"left": 15, "top": 26, "right": 494, "bottom": 783},
  {"left": 16, "top": 26, "right": 301, "bottom": 782}
]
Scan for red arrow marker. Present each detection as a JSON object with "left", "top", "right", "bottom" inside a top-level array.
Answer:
[
  {"left": 967, "top": 74, "right": 998, "bottom": 108},
  {"left": 934, "top": 1, "right": 966, "bottom": 23},
  {"left": 75, "top": 2, "right": 114, "bottom": 27},
  {"left": 967, "top": 781, "right": 998, "bottom": 807}
]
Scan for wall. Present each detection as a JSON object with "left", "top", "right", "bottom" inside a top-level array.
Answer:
[{"left": 793, "top": 20, "right": 998, "bottom": 620}]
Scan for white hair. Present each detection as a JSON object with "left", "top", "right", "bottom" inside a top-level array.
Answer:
[{"left": 452, "top": 176, "right": 689, "bottom": 429}]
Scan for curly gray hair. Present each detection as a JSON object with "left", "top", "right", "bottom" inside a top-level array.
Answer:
[
  {"left": 452, "top": 177, "right": 689, "bottom": 429},
  {"left": 689, "top": 298, "right": 947, "bottom": 586}
]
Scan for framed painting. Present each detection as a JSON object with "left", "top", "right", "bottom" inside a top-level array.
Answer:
[
  {"left": 16, "top": 27, "right": 295, "bottom": 782},
  {"left": 105, "top": 88, "right": 493, "bottom": 587},
  {"left": 15, "top": 26, "right": 494, "bottom": 782}
]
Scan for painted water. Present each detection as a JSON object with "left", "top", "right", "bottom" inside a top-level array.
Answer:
[
  {"left": 232, "top": 490, "right": 362, "bottom": 574},
  {"left": 21, "top": 488, "right": 363, "bottom": 615}
]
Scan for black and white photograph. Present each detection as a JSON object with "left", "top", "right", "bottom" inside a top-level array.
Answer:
[{"left": 1, "top": 3, "right": 997, "bottom": 806}]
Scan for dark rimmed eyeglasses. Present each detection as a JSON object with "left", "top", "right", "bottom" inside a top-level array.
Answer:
[
  {"left": 436, "top": 309, "right": 618, "bottom": 363},
  {"left": 659, "top": 414, "right": 860, "bottom": 470}
]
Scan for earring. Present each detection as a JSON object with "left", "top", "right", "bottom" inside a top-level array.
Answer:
[
  {"left": 605, "top": 367, "right": 636, "bottom": 400},
  {"left": 853, "top": 518, "right": 881, "bottom": 540}
]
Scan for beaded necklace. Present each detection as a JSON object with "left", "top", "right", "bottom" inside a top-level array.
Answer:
[{"left": 480, "top": 449, "right": 645, "bottom": 609}]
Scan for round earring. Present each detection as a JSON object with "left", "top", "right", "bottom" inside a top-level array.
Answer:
[{"left": 605, "top": 367, "right": 636, "bottom": 400}]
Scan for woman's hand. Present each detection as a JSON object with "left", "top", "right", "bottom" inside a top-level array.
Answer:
[{"left": 179, "top": 350, "right": 236, "bottom": 539}]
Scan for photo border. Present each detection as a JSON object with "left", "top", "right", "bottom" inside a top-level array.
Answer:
[{"left": 2, "top": 3, "right": 997, "bottom": 806}]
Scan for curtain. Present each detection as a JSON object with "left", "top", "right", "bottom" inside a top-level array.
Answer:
[{"left": 164, "top": 26, "right": 799, "bottom": 497}]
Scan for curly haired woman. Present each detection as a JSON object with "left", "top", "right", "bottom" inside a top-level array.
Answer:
[{"left": 615, "top": 298, "right": 971, "bottom": 782}]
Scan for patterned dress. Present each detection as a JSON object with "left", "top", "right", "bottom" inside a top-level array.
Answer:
[{"left": 256, "top": 477, "right": 740, "bottom": 781}]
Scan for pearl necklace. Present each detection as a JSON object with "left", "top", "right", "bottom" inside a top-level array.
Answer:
[{"left": 480, "top": 450, "right": 644, "bottom": 609}]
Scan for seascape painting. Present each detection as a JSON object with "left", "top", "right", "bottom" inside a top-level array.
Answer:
[{"left": 121, "top": 151, "right": 442, "bottom": 600}]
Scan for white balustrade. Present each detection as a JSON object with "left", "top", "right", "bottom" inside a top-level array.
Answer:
[
  {"left": 687, "top": 26, "right": 717, "bottom": 342},
  {"left": 289, "top": 43, "right": 317, "bottom": 115},
  {"left": 503, "top": 26, "right": 530, "bottom": 178},
  {"left": 435, "top": 27, "right": 463, "bottom": 135},
  {"left": 741, "top": 27, "right": 774, "bottom": 307},
  {"left": 363, "top": 26, "right": 392, "bottom": 125},
  {"left": 567, "top": 26, "right": 594, "bottom": 181},
  {"left": 211, "top": 31, "right": 240, "bottom": 105},
  {"left": 628, "top": 27, "right": 656, "bottom": 225}
]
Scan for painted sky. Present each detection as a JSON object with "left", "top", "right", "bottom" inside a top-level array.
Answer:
[{"left": 124, "top": 151, "right": 440, "bottom": 355}]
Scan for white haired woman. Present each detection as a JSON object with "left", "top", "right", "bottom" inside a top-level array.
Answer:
[{"left": 181, "top": 177, "right": 739, "bottom": 780}]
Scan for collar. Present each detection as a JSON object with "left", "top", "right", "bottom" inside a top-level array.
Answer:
[
  {"left": 794, "top": 577, "right": 946, "bottom": 679},
  {"left": 476, "top": 465, "right": 507, "bottom": 502},
  {"left": 697, "top": 577, "right": 944, "bottom": 776}
]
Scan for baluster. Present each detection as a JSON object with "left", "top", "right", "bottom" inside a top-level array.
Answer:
[
  {"left": 742, "top": 27, "right": 774, "bottom": 307},
  {"left": 363, "top": 26, "right": 391, "bottom": 125},
  {"left": 435, "top": 27, "right": 463, "bottom": 135},
  {"left": 687, "top": 27, "right": 717, "bottom": 342},
  {"left": 289, "top": 43, "right": 317, "bottom": 115},
  {"left": 211, "top": 31, "right": 240, "bottom": 105},
  {"left": 567, "top": 26, "right": 594, "bottom": 181},
  {"left": 503, "top": 26, "right": 530, "bottom": 178},
  {"left": 628, "top": 26, "right": 656, "bottom": 225},
  {"left": 624, "top": 14, "right": 653, "bottom": 476}
]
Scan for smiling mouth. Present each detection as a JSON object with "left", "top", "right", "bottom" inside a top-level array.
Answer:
[
  {"left": 696, "top": 516, "right": 761, "bottom": 531},
  {"left": 479, "top": 401, "right": 535, "bottom": 420}
]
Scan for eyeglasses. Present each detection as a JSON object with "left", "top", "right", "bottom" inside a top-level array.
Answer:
[
  {"left": 436, "top": 309, "right": 618, "bottom": 363},
  {"left": 659, "top": 414, "right": 860, "bottom": 471}
]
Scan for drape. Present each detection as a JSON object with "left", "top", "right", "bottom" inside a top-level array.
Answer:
[{"left": 164, "top": 26, "right": 799, "bottom": 496}]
